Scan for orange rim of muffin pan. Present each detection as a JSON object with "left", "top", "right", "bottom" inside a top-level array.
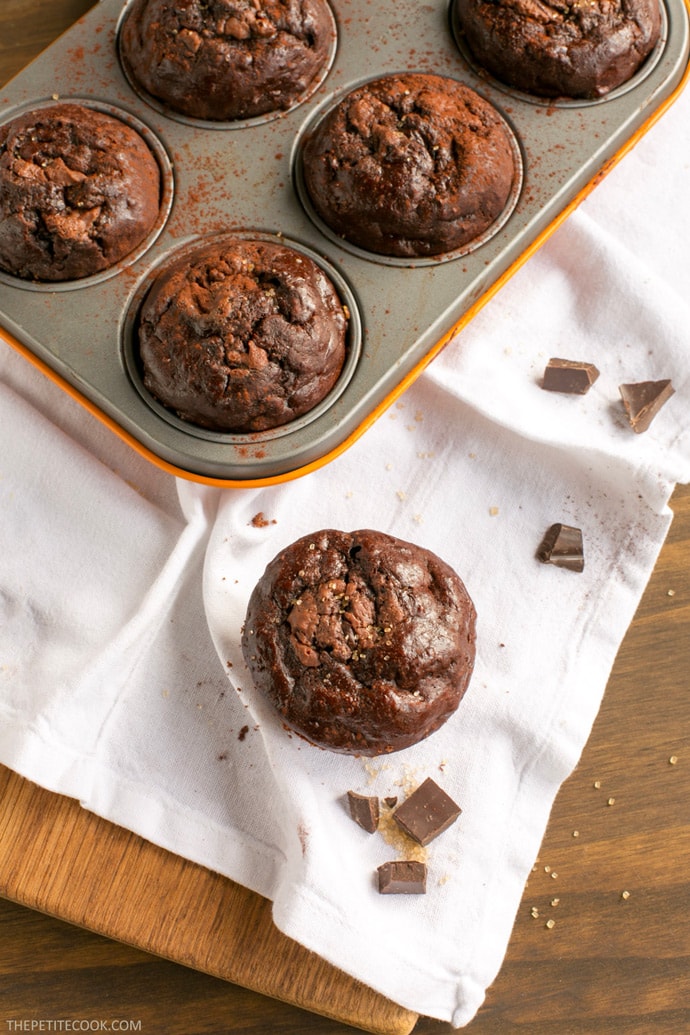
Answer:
[{"left": 1, "top": 0, "right": 689, "bottom": 489}]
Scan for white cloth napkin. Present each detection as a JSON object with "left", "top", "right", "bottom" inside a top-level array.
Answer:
[{"left": 2, "top": 80, "right": 690, "bottom": 1027}]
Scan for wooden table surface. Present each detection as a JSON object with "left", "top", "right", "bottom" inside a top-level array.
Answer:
[{"left": 1, "top": 3, "right": 689, "bottom": 1033}]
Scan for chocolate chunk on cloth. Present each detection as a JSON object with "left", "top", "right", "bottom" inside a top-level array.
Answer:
[
  {"left": 619, "top": 379, "right": 675, "bottom": 433},
  {"left": 392, "top": 777, "right": 462, "bottom": 846},
  {"left": 347, "top": 791, "right": 379, "bottom": 833},
  {"left": 537, "top": 524, "right": 584, "bottom": 573},
  {"left": 453, "top": 0, "right": 661, "bottom": 99},
  {"left": 377, "top": 860, "right": 427, "bottom": 895},
  {"left": 301, "top": 72, "right": 516, "bottom": 258},
  {"left": 542, "top": 358, "right": 600, "bottom": 394}
]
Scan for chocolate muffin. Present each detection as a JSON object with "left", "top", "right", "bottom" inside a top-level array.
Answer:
[
  {"left": 242, "top": 529, "right": 477, "bottom": 755},
  {"left": 137, "top": 237, "right": 348, "bottom": 432},
  {"left": 300, "top": 72, "right": 517, "bottom": 258},
  {"left": 453, "top": 0, "right": 661, "bottom": 99},
  {"left": 0, "top": 103, "right": 160, "bottom": 282},
  {"left": 119, "top": 0, "right": 334, "bottom": 121}
]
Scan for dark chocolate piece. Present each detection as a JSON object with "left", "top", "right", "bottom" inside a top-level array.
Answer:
[
  {"left": 537, "top": 524, "right": 584, "bottom": 572},
  {"left": 392, "top": 777, "right": 461, "bottom": 846},
  {"left": 377, "top": 860, "right": 427, "bottom": 895},
  {"left": 619, "top": 380, "right": 675, "bottom": 433},
  {"left": 542, "top": 358, "right": 600, "bottom": 395},
  {"left": 347, "top": 790, "right": 380, "bottom": 833}
]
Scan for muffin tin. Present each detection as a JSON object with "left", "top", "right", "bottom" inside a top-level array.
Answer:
[{"left": 1, "top": 0, "right": 688, "bottom": 486}]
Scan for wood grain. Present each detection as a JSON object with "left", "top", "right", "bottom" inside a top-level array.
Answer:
[
  {"left": 0, "top": 0, "right": 94, "bottom": 86},
  {"left": 0, "top": 765, "right": 417, "bottom": 1035},
  {"left": 1, "top": 4, "right": 689, "bottom": 1033}
]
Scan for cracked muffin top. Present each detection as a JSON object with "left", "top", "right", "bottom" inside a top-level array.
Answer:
[
  {"left": 301, "top": 72, "right": 517, "bottom": 258},
  {"left": 0, "top": 102, "right": 160, "bottom": 282},
  {"left": 242, "top": 528, "right": 477, "bottom": 755},
  {"left": 136, "top": 236, "right": 348, "bottom": 432},
  {"left": 119, "top": 0, "right": 335, "bottom": 120},
  {"left": 453, "top": 0, "right": 661, "bottom": 98}
]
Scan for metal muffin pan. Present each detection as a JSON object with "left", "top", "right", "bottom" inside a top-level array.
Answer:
[{"left": 1, "top": 0, "right": 688, "bottom": 485}]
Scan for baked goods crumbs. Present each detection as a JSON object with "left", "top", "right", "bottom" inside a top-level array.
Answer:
[
  {"left": 250, "top": 512, "right": 276, "bottom": 528},
  {"left": 392, "top": 777, "right": 462, "bottom": 846}
]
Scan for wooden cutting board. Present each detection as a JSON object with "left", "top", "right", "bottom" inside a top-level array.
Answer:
[{"left": 0, "top": 763, "right": 418, "bottom": 1035}]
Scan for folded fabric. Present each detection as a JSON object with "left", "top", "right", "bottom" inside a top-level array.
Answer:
[{"left": 1, "top": 75, "right": 689, "bottom": 1029}]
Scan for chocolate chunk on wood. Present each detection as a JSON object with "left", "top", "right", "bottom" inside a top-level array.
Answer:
[
  {"left": 377, "top": 860, "right": 427, "bottom": 895},
  {"left": 619, "top": 379, "right": 674, "bottom": 433},
  {"left": 542, "top": 358, "right": 600, "bottom": 394},
  {"left": 392, "top": 777, "right": 461, "bottom": 846},
  {"left": 347, "top": 790, "right": 379, "bottom": 833},
  {"left": 537, "top": 523, "right": 584, "bottom": 572}
]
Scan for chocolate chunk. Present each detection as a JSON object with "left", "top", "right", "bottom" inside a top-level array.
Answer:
[
  {"left": 537, "top": 523, "right": 584, "bottom": 572},
  {"left": 542, "top": 358, "right": 600, "bottom": 394},
  {"left": 392, "top": 777, "right": 461, "bottom": 846},
  {"left": 619, "top": 379, "right": 674, "bottom": 433},
  {"left": 347, "top": 790, "right": 379, "bottom": 833},
  {"left": 377, "top": 860, "right": 427, "bottom": 895}
]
